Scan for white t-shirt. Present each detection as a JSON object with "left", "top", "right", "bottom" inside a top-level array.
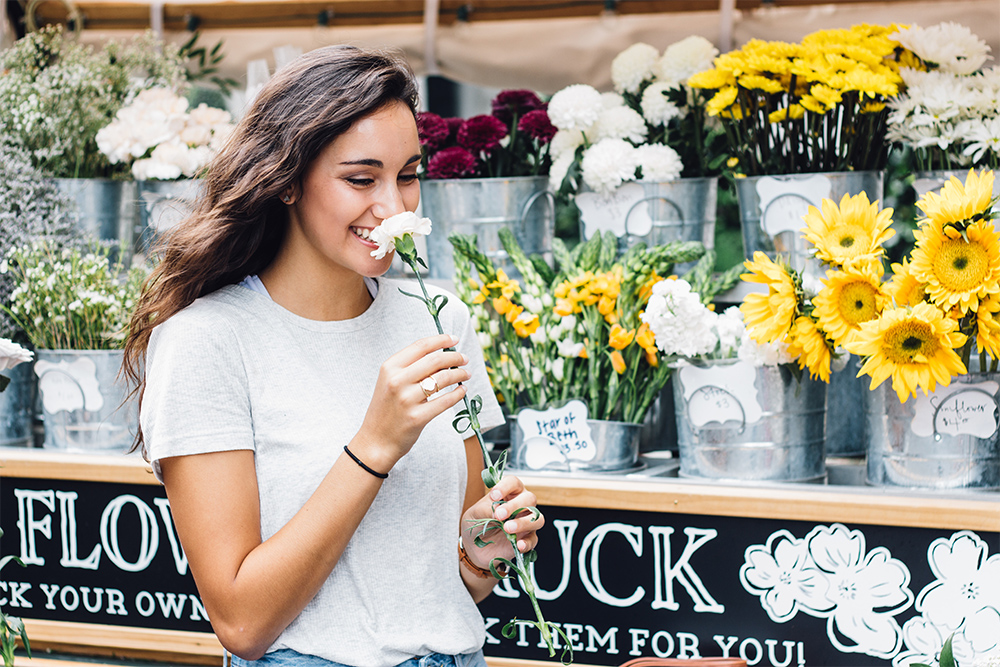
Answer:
[{"left": 142, "top": 279, "right": 503, "bottom": 667}]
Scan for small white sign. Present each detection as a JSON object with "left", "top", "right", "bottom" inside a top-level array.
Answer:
[
  {"left": 910, "top": 380, "right": 1000, "bottom": 438},
  {"left": 756, "top": 175, "right": 832, "bottom": 237},
  {"left": 576, "top": 183, "right": 652, "bottom": 240},
  {"left": 677, "top": 361, "right": 763, "bottom": 428},
  {"left": 516, "top": 400, "right": 595, "bottom": 470},
  {"left": 35, "top": 357, "right": 104, "bottom": 414}
]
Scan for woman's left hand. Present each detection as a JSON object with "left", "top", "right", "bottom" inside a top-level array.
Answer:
[{"left": 461, "top": 475, "right": 544, "bottom": 572}]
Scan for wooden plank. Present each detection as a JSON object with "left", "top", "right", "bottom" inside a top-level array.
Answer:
[
  {"left": 0, "top": 448, "right": 158, "bottom": 485},
  {"left": 20, "top": 620, "right": 222, "bottom": 665}
]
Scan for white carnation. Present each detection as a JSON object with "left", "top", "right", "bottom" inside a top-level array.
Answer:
[
  {"left": 369, "top": 211, "right": 432, "bottom": 260},
  {"left": 655, "top": 35, "right": 719, "bottom": 87},
  {"left": 737, "top": 331, "right": 793, "bottom": 367},
  {"left": 640, "top": 81, "right": 683, "bottom": 126},
  {"left": 601, "top": 92, "right": 626, "bottom": 109},
  {"left": 611, "top": 43, "right": 660, "bottom": 94},
  {"left": 640, "top": 279, "right": 717, "bottom": 357},
  {"left": 549, "top": 129, "right": 585, "bottom": 160},
  {"left": 0, "top": 338, "right": 33, "bottom": 372},
  {"left": 180, "top": 124, "right": 213, "bottom": 147},
  {"left": 593, "top": 105, "right": 648, "bottom": 143},
  {"left": 891, "top": 22, "right": 992, "bottom": 75},
  {"left": 188, "top": 103, "right": 232, "bottom": 126},
  {"left": 713, "top": 307, "right": 745, "bottom": 358},
  {"left": 581, "top": 138, "right": 639, "bottom": 195},
  {"left": 549, "top": 151, "right": 576, "bottom": 191},
  {"left": 548, "top": 84, "right": 604, "bottom": 132},
  {"left": 635, "top": 144, "right": 683, "bottom": 182}
]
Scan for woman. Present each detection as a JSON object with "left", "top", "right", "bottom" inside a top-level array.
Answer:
[{"left": 122, "top": 45, "right": 543, "bottom": 667}]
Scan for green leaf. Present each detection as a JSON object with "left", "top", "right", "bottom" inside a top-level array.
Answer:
[
  {"left": 939, "top": 633, "right": 955, "bottom": 667},
  {"left": 397, "top": 288, "right": 427, "bottom": 305}
]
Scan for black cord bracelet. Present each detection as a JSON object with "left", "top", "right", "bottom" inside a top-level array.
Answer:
[{"left": 343, "top": 445, "right": 389, "bottom": 479}]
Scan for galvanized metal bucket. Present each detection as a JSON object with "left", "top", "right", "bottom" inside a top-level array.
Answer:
[
  {"left": 826, "top": 355, "right": 866, "bottom": 457},
  {"left": 420, "top": 176, "right": 554, "bottom": 280},
  {"left": 35, "top": 349, "right": 136, "bottom": 453},
  {"left": 736, "top": 171, "right": 883, "bottom": 277},
  {"left": 509, "top": 416, "right": 642, "bottom": 473},
  {"left": 865, "top": 372, "right": 1000, "bottom": 490},
  {"left": 53, "top": 178, "right": 139, "bottom": 261},
  {"left": 0, "top": 361, "right": 35, "bottom": 447},
  {"left": 136, "top": 179, "right": 203, "bottom": 254},
  {"left": 672, "top": 360, "right": 827, "bottom": 482}
]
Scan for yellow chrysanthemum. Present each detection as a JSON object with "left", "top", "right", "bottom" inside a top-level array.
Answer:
[
  {"left": 785, "top": 316, "right": 832, "bottom": 383},
  {"left": 799, "top": 95, "right": 830, "bottom": 115},
  {"left": 809, "top": 83, "right": 843, "bottom": 108},
  {"left": 885, "top": 259, "right": 926, "bottom": 307},
  {"left": 739, "top": 74, "right": 785, "bottom": 94},
  {"left": 915, "top": 169, "right": 996, "bottom": 230},
  {"left": 845, "top": 302, "right": 967, "bottom": 402},
  {"left": 705, "top": 86, "right": 739, "bottom": 116},
  {"left": 909, "top": 220, "right": 1000, "bottom": 313},
  {"left": 687, "top": 68, "right": 735, "bottom": 90},
  {"left": 977, "top": 295, "right": 1000, "bottom": 361},
  {"left": 739, "top": 251, "right": 799, "bottom": 343},
  {"left": 768, "top": 105, "right": 806, "bottom": 123},
  {"left": 812, "top": 261, "right": 887, "bottom": 347},
  {"left": 801, "top": 192, "right": 895, "bottom": 267}
]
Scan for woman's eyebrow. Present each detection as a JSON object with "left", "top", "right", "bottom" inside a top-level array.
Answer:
[{"left": 340, "top": 154, "right": 422, "bottom": 168}]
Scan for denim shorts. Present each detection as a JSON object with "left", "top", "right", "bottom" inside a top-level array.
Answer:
[{"left": 228, "top": 648, "right": 488, "bottom": 667}]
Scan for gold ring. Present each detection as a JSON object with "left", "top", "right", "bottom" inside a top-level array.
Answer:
[{"left": 420, "top": 376, "right": 439, "bottom": 398}]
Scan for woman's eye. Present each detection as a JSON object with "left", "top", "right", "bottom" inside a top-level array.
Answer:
[
  {"left": 345, "top": 177, "right": 374, "bottom": 187},
  {"left": 399, "top": 174, "right": 418, "bottom": 184}
]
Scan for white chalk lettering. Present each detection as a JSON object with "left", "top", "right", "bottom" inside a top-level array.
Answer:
[
  {"left": 585, "top": 625, "right": 618, "bottom": 654},
  {"left": 531, "top": 519, "right": 578, "bottom": 601},
  {"left": 101, "top": 495, "right": 159, "bottom": 572},
  {"left": 15, "top": 489, "right": 54, "bottom": 566},
  {"left": 57, "top": 491, "right": 101, "bottom": 570},
  {"left": 649, "top": 526, "right": 724, "bottom": 613},
  {"left": 651, "top": 631, "right": 674, "bottom": 657},
  {"left": 153, "top": 498, "right": 189, "bottom": 576},
  {"left": 135, "top": 591, "right": 156, "bottom": 617},
  {"left": 579, "top": 523, "right": 644, "bottom": 607},
  {"left": 628, "top": 628, "right": 649, "bottom": 656}
]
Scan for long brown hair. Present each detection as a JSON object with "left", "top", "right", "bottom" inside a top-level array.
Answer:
[{"left": 122, "top": 45, "right": 419, "bottom": 454}]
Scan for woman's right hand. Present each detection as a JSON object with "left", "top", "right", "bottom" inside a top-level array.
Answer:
[{"left": 352, "top": 333, "right": 470, "bottom": 472}]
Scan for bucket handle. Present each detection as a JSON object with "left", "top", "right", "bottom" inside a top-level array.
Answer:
[
  {"left": 624, "top": 195, "right": 686, "bottom": 246},
  {"left": 685, "top": 385, "right": 747, "bottom": 439},
  {"left": 931, "top": 386, "right": 999, "bottom": 438},
  {"left": 519, "top": 189, "right": 556, "bottom": 226}
]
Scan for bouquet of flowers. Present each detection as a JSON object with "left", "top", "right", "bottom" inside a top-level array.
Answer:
[
  {"left": 688, "top": 24, "right": 913, "bottom": 176},
  {"left": 547, "top": 36, "right": 726, "bottom": 197},
  {"left": 0, "top": 240, "right": 148, "bottom": 350},
  {"left": 739, "top": 168, "right": 999, "bottom": 402},
  {"left": 0, "top": 26, "right": 187, "bottom": 178},
  {"left": 451, "top": 227, "right": 740, "bottom": 423},
  {"left": 417, "top": 89, "right": 555, "bottom": 179},
  {"left": 886, "top": 23, "right": 998, "bottom": 172},
  {"left": 96, "top": 87, "right": 235, "bottom": 180}
]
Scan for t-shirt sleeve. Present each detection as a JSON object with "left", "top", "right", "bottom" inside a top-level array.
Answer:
[
  {"left": 450, "top": 295, "right": 505, "bottom": 434},
  {"left": 143, "top": 310, "right": 255, "bottom": 482}
]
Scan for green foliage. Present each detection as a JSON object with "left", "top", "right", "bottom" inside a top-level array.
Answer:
[
  {"left": 178, "top": 32, "right": 239, "bottom": 98},
  {"left": 0, "top": 529, "right": 30, "bottom": 667}
]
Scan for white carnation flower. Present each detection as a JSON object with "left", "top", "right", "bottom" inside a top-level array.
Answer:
[
  {"left": 601, "top": 92, "right": 626, "bottom": 109},
  {"left": 581, "top": 138, "right": 639, "bottom": 195},
  {"left": 713, "top": 307, "right": 745, "bottom": 358},
  {"left": 180, "top": 124, "right": 213, "bottom": 147},
  {"left": 640, "top": 279, "right": 717, "bottom": 357},
  {"left": 655, "top": 35, "right": 719, "bottom": 87},
  {"left": 548, "top": 84, "right": 604, "bottom": 132},
  {"left": 737, "top": 331, "right": 793, "bottom": 367},
  {"left": 611, "top": 43, "right": 660, "bottom": 94},
  {"left": 549, "top": 129, "right": 585, "bottom": 159},
  {"left": 188, "top": 103, "right": 232, "bottom": 126},
  {"left": 0, "top": 338, "right": 33, "bottom": 372},
  {"left": 891, "top": 22, "right": 992, "bottom": 75},
  {"left": 132, "top": 155, "right": 183, "bottom": 181},
  {"left": 593, "top": 105, "right": 648, "bottom": 143},
  {"left": 635, "top": 144, "right": 683, "bottom": 182},
  {"left": 640, "top": 81, "right": 683, "bottom": 126},
  {"left": 549, "top": 151, "right": 576, "bottom": 191},
  {"left": 369, "top": 211, "right": 433, "bottom": 260}
]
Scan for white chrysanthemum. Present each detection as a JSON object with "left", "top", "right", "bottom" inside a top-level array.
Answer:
[
  {"left": 548, "top": 84, "right": 604, "bottom": 132},
  {"left": 635, "top": 144, "right": 683, "bottom": 182},
  {"left": 548, "top": 151, "right": 576, "bottom": 191},
  {"left": 593, "top": 106, "right": 648, "bottom": 143},
  {"left": 655, "top": 35, "right": 719, "bottom": 87},
  {"left": 961, "top": 116, "right": 1000, "bottom": 164},
  {"left": 580, "top": 138, "right": 638, "bottom": 195},
  {"left": 713, "top": 306, "right": 745, "bottom": 358},
  {"left": 641, "top": 278, "right": 717, "bottom": 357},
  {"left": 601, "top": 92, "right": 626, "bottom": 109},
  {"left": 737, "top": 331, "right": 794, "bottom": 367},
  {"left": 891, "top": 22, "right": 992, "bottom": 76},
  {"left": 549, "top": 129, "right": 586, "bottom": 159},
  {"left": 640, "top": 81, "right": 683, "bottom": 126},
  {"left": 611, "top": 42, "right": 660, "bottom": 94}
]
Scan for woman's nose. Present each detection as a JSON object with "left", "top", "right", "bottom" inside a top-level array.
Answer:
[{"left": 372, "top": 183, "right": 406, "bottom": 220}]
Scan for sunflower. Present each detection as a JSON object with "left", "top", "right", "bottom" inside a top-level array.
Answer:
[
  {"left": 739, "top": 251, "right": 800, "bottom": 343},
  {"left": 884, "top": 259, "right": 926, "bottom": 307},
  {"left": 909, "top": 220, "right": 1000, "bottom": 313},
  {"left": 812, "top": 260, "right": 887, "bottom": 347},
  {"left": 916, "top": 169, "right": 996, "bottom": 230},
  {"left": 844, "top": 302, "right": 967, "bottom": 402},
  {"left": 976, "top": 294, "right": 1000, "bottom": 362},
  {"left": 801, "top": 192, "right": 895, "bottom": 268},
  {"left": 785, "top": 316, "right": 833, "bottom": 382}
]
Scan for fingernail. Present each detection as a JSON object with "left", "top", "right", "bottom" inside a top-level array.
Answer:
[
  {"left": 504, "top": 521, "right": 517, "bottom": 533},
  {"left": 450, "top": 335, "right": 459, "bottom": 344},
  {"left": 461, "top": 353, "right": 469, "bottom": 364},
  {"left": 490, "top": 490, "right": 502, "bottom": 501},
  {"left": 494, "top": 506, "right": 508, "bottom": 521}
]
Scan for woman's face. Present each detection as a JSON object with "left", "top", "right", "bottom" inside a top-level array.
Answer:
[{"left": 285, "top": 100, "right": 421, "bottom": 279}]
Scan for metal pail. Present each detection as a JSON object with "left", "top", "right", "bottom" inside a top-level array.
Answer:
[
  {"left": 672, "top": 360, "right": 827, "bottom": 482},
  {"left": 420, "top": 176, "right": 554, "bottom": 280},
  {"left": 53, "top": 178, "right": 138, "bottom": 261},
  {"left": 736, "top": 171, "right": 883, "bottom": 277},
  {"left": 136, "top": 179, "right": 203, "bottom": 255},
  {"left": 0, "top": 361, "right": 35, "bottom": 446},
  {"left": 826, "top": 354, "right": 866, "bottom": 457},
  {"left": 35, "top": 349, "right": 136, "bottom": 453},
  {"left": 509, "top": 417, "right": 642, "bottom": 473},
  {"left": 865, "top": 372, "right": 1000, "bottom": 490}
]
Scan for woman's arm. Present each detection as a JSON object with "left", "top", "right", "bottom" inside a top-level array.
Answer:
[{"left": 160, "top": 333, "right": 469, "bottom": 660}]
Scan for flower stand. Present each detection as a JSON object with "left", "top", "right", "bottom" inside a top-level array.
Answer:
[
  {"left": 34, "top": 349, "right": 136, "bottom": 453},
  {"left": 419, "top": 176, "right": 553, "bottom": 280},
  {"left": 865, "top": 372, "right": 1000, "bottom": 490},
  {"left": 0, "top": 361, "right": 35, "bottom": 447},
  {"left": 672, "top": 360, "right": 827, "bottom": 482}
]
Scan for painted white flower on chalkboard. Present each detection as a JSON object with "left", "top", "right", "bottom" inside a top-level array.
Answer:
[
  {"left": 740, "top": 529, "right": 828, "bottom": 621},
  {"left": 894, "top": 615, "right": 976, "bottom": 667}
]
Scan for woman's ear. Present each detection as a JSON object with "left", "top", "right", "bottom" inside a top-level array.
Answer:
[{"left": 281, "top": 185, "right": 299, "bottom": 205}]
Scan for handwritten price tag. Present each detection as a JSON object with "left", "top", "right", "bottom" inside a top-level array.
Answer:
[
  {"left": 576, "top": 183, "right": 652, "bottom": 240},
  {"left": 676, "top": 361, "right": 762, "bottom": 428},
  {"left": 35, "top": 357, "right": 104, "bottom": 414},
  {"left": 515, "top": 400, "right": 595, "bottom": 470},
  {"left": 755, "top": 175, "right": 832, "bottom": 237},
  {"left": 910, "top": 380, "right": 1000, "bottom": 438}
]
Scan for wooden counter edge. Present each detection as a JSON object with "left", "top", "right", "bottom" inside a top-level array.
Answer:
[
  {"left": 20, "top": 619, "right": 222, "bottom": 664},
  {"left": 0, "top": 449, "right": 158, "bottom": 485}
]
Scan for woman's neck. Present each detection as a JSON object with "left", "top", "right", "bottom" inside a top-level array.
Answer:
[{"left": 258, "top": 258, "right": 373, "bottom": 322}]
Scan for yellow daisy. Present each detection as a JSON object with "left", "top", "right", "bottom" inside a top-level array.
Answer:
[
  {"left": 785, "top": 316, "right": 833, "bottom": 382},
  {"left": 909, "top": 220, "right": 1000, "bottom": 313},
  {"left": 801, "top": 192, "right": 895, "bottom": 267},
  {"left": 812, "top": 261, "right": 887, "bottom": 347},
  {"left": 739, "top": 252, "right": 799, "bottom": 343},
  {"left": 884, "top": 259, "right": 927, "bottom": 307},
  {"left": 845, "top": 302, "right": 967, "bottom": 402},
  {"left": 916, "top": 169, "right": 996, "bottom": 230}
]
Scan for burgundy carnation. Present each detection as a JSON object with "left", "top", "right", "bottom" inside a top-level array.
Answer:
[
  {"left": 457, "top": 115, "right": 508, "bottom": 155},
  {"left": 444, "top": 116, "right": 464, "bottom": 140},
  {"left": 491, "top": 89, "right": 545, "bottom": 126},
  {"left": 416, "top": 111, "right": 450, "bottom": 151},
  {"left": 518, "top": 109, "right": 557, "bottom": 144},
  {"left": 425, "top": 146, "right": 478, "bottom": 179}
]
